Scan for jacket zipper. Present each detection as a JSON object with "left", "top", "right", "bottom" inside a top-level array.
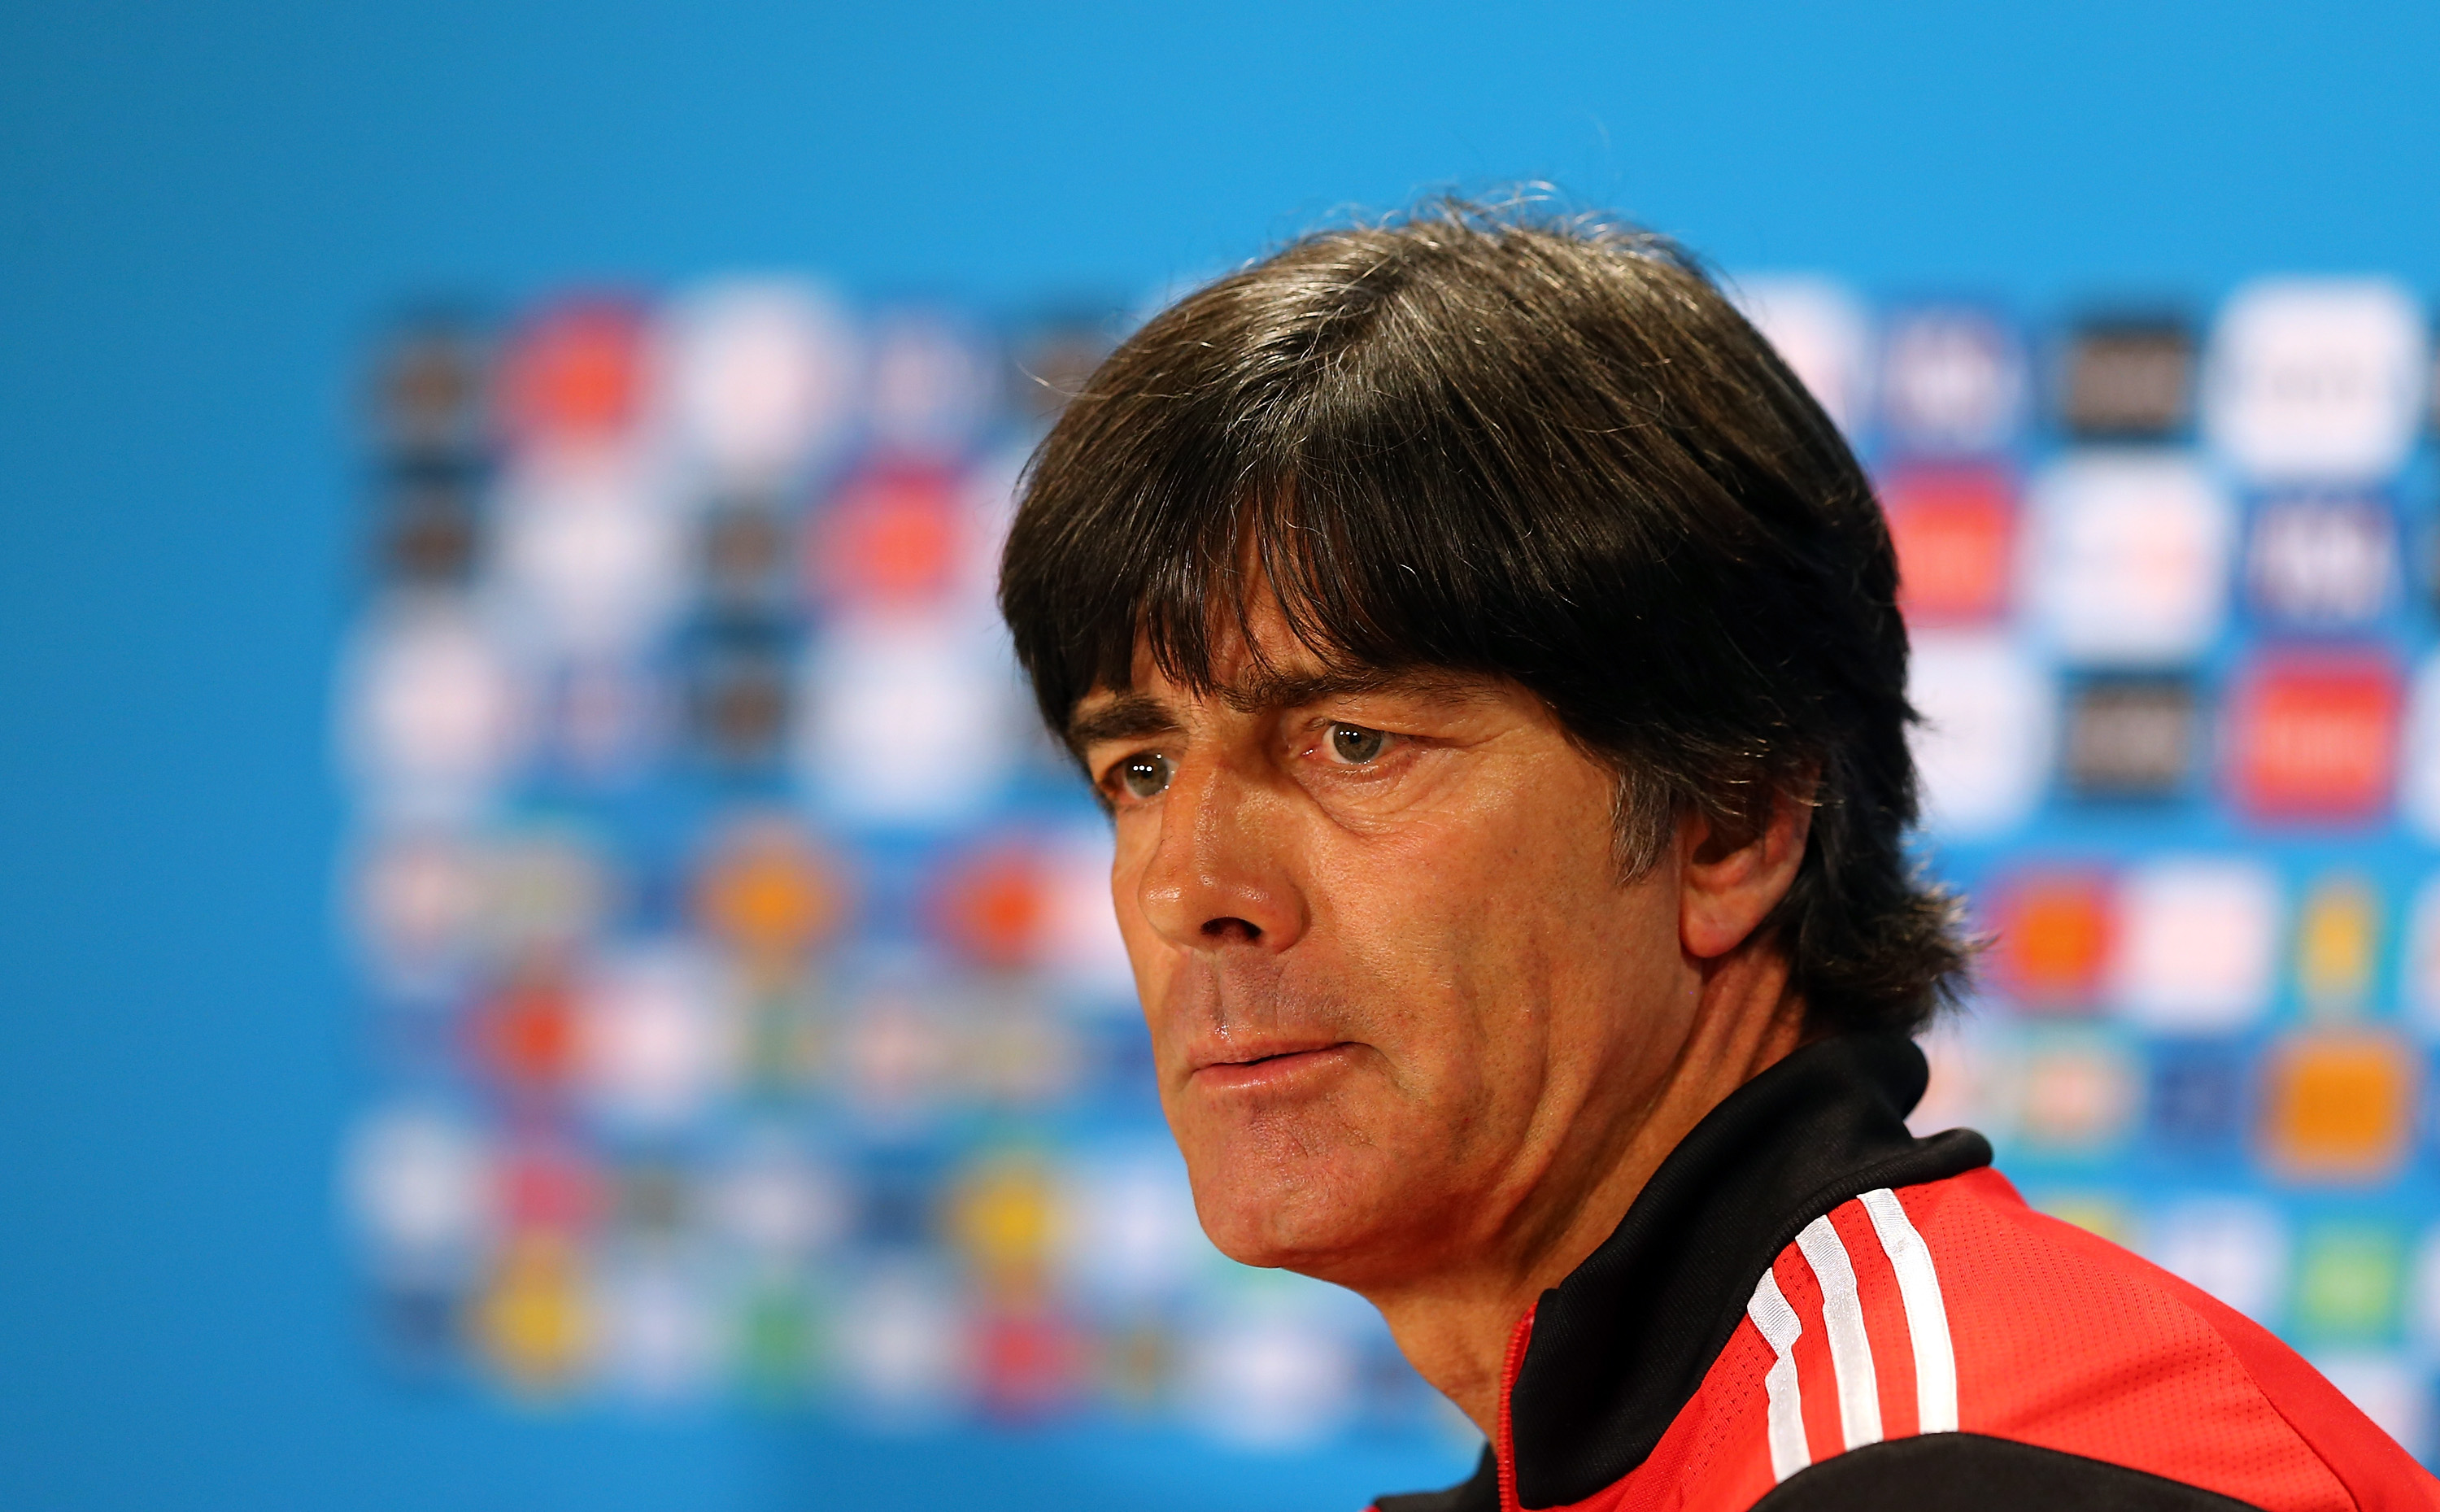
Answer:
[{"left": 1497, "top": 1305, "right": 1537, "bottom": 1512}]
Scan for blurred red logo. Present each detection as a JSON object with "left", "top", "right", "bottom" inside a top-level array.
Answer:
[
  {"left": 2228, "top": 652, "right": 2401, "bottom": 821},
  {"left": 810, "top": 462, "right": 964, "bottom": 603},
  {"left": 974, "top": 1305, "right": 1084, "bottom": 1420},
  {"left": 494, "top": 1138, "right": 603, "bottom": 1235},
  {"left": 1884, "top": 464, "right": 2016, "bottom": 624},
  {"left": 472, "top": 967, "right": 582, "bottom": 1099},
  {"left": 933, "top": 842, "right": 1055, "bottom": 971},
  {"left": 501, "top": 297, "right": 648, "bottom": 444}
]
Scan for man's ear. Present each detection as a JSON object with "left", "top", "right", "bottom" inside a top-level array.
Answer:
[{"left": 1678, "top": 788, "right": 1814, "bottom": 961}]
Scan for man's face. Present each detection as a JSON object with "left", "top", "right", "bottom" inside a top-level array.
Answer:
[{"left": 1070, "top": 608, "right": 1706, "bottom": 1291}]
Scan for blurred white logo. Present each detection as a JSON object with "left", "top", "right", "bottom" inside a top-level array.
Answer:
[
  {"left": 2023, "top": 451, "right": 2234, "bottom": 664},
  {"left": 2246, "top": 497, "right": 2396, "bottom": 627},
  {"left": 1039, "top": 826, "right": 1136, "bottom": 1003},
  {"left": 2205, "top": 279, "right": 2427, "bottom": 485},
  {"left": 1182, "top": 1293, "right": 1361, "bottom": 1449},
  {"left": 345, "top": 1105, "right": 494, "bottom": 1272},
  {"left": 597, "top": 1260, "right": 723, "bottom": 1401},
  {"left": 1731, "top": 275, "right": 1875, "bottom": 438},
  {"left": 495, "top": 449, "right": 684, "bottom": 659},
  {"left": 2147, "top": 1196, "right": 2290, "bottom": 1322},
  {"left": 342, "top": 594, "right": 530, "bottom": 820},
  {"left": 1907, "top": 1017, "right": 1994, "bottom": 1138},
  {"left": 798, "top": 611, "right": 1022, "bottom": 828},
  {"left": 2110, "top": 856, "right": 2281, "bottom": 1031},
  {"left": 838, "top": 1265, "right": 974, "bottom": 1417},
  {"left": 660, "top": 279, "right": 856, "bottom": 486},
  {"left": 1906, "top": 630, "right": 2057, "bottom": 838},
  {"left": 706, "top": 1132, "right": 849, "bottom": 1264},
  {"left": 1880, "top": 306, "right": 2025, "bottom": 455},
  {"left": 577, "top": 943, "right": 739, "bottom": 1131},
  {"left": 868, "top": 311, "right": 998, "bottom": 458},
  {"left": 1058, "top": 1145, "right": 1209, "bottom": 1305}
]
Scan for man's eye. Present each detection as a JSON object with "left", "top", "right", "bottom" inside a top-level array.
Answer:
[
  {"left": 1328, "top": 723, "right": 1388, "bottom": 764},
  {"left": 1114, "top": 752, "right": 1175, "bottom": 800}
]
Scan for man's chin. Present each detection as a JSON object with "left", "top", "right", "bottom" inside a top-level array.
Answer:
[
  {"left": 1167, "top": 1085, "right": 1447, "bottom": 1278},
  {"left": 1184, "top": 1166, "right": 1416, "bottom": 1281}
]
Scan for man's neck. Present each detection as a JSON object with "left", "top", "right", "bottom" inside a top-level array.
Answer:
[{"left": 1361, "top": 946, "right": 1810, "bottom": 1441}]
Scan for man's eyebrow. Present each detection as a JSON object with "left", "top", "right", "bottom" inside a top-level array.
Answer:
[{"left": 1065, "top": 692, "right": 1183, "bottom": 752}]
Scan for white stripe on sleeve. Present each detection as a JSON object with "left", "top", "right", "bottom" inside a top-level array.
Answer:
[
  {"left": 1795, "top": 1214, "right": 1884, "bottom": 1451},
  {"left": 1746, "top": 1266, "right": 1810, "bottom": 1482},
  {"left": 1860, "top": 1187, "right": 1959, "bottom": 1435}
]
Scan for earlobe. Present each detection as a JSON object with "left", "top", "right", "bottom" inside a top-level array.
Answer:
[{"left": 1678, "top": 795, "right": 1813, "bottom": 960}]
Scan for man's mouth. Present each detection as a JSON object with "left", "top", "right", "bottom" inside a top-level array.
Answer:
[{"left": 1187, "top": 1040, "right": 1361, "bottom": 1092}]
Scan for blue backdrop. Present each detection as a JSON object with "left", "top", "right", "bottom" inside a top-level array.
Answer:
[{"left": 6, "top": 4, "right": 2440, "bottom": 1508}]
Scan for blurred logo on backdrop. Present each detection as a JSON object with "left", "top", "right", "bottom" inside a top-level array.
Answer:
[{"left": 342, "top": 268, "right": 2440, "bottom": 1460}]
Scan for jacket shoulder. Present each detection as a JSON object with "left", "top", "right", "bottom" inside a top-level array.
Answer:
[
  {"left": 1894, "top": 1169, "right": 2438, "bottom": 1512},
  {"left": 1635, "top": 1170, "right": 2436, "bottom": 1512}
]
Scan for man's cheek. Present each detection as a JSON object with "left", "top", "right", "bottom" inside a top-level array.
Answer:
[
  {"left": 1117, "top": 914, "right": 1162, "bottom": 991},
  {"left": 1121, "top": 939, "right": 1181, "bottom": 1062}
]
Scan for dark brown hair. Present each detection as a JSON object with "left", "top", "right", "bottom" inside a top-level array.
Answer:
[{"left": 997, "top": 198, "right": 1968, "bottom": 1037}]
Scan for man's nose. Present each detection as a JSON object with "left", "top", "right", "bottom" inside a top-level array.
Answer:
[{"left": 1132, "top": 753, "right": 1307, "bottom": 952}]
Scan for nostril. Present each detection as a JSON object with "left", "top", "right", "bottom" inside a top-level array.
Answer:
[{"left": 1200, "top": 917, "right": 1262, "bottom": 943}]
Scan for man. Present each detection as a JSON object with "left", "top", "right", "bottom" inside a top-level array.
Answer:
[{"left": 997, "top": 201, "right": 2438, "bottom": 1512}]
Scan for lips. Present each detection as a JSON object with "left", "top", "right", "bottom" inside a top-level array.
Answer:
[
  {"left": 1187, "top": 1040, "right": 1360, "bottom": 1092},
  {"left": 1163, "top": 959, "right": 1362, "bottom": 1094}
]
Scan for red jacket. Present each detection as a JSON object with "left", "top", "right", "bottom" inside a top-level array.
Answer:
[{"left": 1373, "top": 1036, "right": 2440, "bottom": 1512}]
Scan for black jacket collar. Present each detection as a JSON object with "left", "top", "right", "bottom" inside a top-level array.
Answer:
[{"left": 1379, "top": 1034, "right": 1991, "bottom": 1512}]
